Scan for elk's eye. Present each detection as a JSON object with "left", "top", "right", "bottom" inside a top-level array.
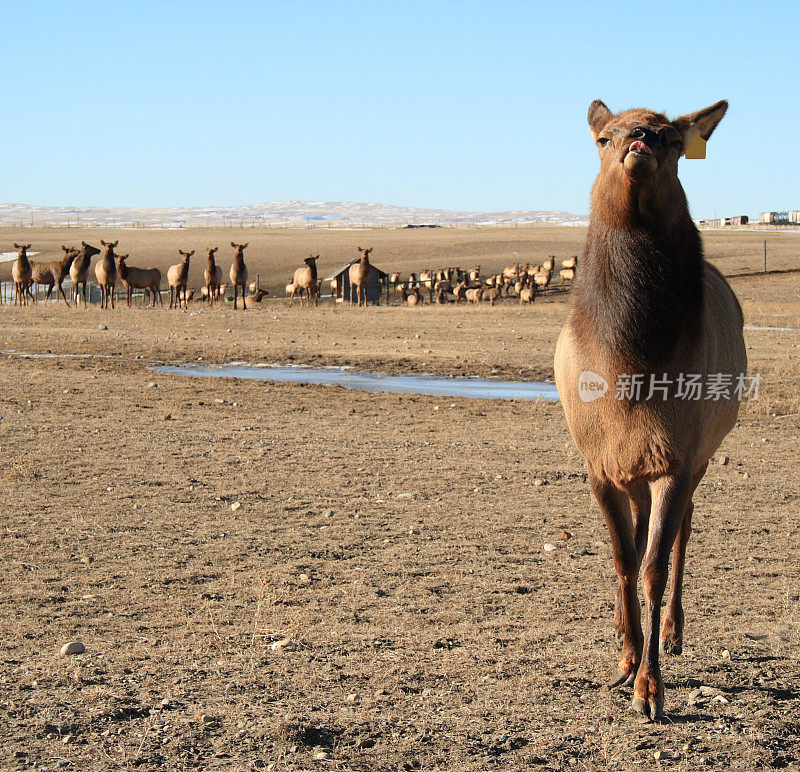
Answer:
[{"left": 598, "top": 137, "right": 610, "bottom": 147}]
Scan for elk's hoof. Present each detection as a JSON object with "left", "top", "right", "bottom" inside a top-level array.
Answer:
[
  {"left": 631, "top": 696, "right": 663, "bottom": 722},
  {"left": 608, "top": 668, "right": 636, "bottom": 689},
  {"left": 660, "top": 638, "right": 683, "bottom": 656},
  {"left": 632, "top": 674, "right": 664, "bottom": 721}
]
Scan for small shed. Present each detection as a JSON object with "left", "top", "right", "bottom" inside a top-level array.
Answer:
[{"left": 325, "top": 257, "right": 388, "bottom": 304}]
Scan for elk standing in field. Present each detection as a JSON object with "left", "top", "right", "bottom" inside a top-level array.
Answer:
[
  {"left": 95, "top": 239, "right": 119, "bottom": 309},
  {"left": 168, "top": 249, "right": 193, "bottom": 309},
  {"left": 30, "top": 245, "right": 79, "bottom": 306},
  {"left": 349, "top": 246, "right": 372, "bottom": 307},
  {"left": 554, "top": 99, "right": 745, "bottom": 720},
  {"left": 117, "top": 254, "right": 162, "bottom": 307},
  {"left": 229, "top": 242, "right": 249, "bottom": 310},
  {"left": 70, "top": 241, "right": 101, "bottom": 307},
  {"left": 288, "top": 254, "right": 320, "bottom": 307},
  {"left": 204, "top": 247, "right": 222, "bottom": 307},
  {"left": 11, "top": 243, "right": 34, "bottom": 305}
]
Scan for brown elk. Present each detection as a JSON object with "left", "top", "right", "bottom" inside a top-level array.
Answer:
[
  {"left": 11, "top": 243, "right": 34, "bottom": 305},
  {"left": 117, "top": 254, "right": 162, "bottom": 307},
  {"left": 349, "top": 246, "right": 372, "bottom": 307},
  {"left": 168, "top": 249, "right": 193, "bottom": 309},
  {"left": 400, "top": 284, "right": 422, "bottom": 306},
  {"left": 554, "top": 99, "right": 745, "bottom": 720},
  {"left": 229, "top": 242, "right": 249, "bottom": 310},
  {"left": 288, "top": 254, "right": 320, "bottom": 307},
  {"left": 69, "top": 241, "right": 101, "bottom": 307},
  {"left": 204, "top": 247, "right": 222, "bottom": 306},
  {"left": 95, "top": 239, "right": 119, "bottom": 309},
  {"left": 30, "top": 245, "right": 79, "bottom": 306}
]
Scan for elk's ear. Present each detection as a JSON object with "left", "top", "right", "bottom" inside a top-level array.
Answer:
[
  {"left": 673, "top": 100, "right": 728, "bottom": 153},
  {"left": 189, "top": 250, "right": 194, "bottom": 256},
  {"left": 112, "top": 240, "right": 119, "bottom": 247},
  {"left": 242, "top": 242, "right": 248, "bottom": 249},
  {"left": 588, "top": 100, "right": 613, "bottom": 141},
  {"left": 231, "top": 241, "right": 236, "bottom": 247},
  {"left": 357, "top": 246, "right": 362, "bottom": 252}
]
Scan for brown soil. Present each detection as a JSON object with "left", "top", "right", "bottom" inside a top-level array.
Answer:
[{"left": 1, "top": 227, "right": 799, "bottom": 770}]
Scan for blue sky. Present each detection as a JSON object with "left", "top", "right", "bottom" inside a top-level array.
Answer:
[{"left": 2, "top": 1, "right": 796, "bottom": 217}]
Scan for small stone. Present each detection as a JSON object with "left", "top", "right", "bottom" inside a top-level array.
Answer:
[
  {"left": 314, "top": 751, "right": 329, "bottom": 760},
  {"left": 714, "top": 695, "right": 730, "bottom": 704},
  {"left": 397, "top": 493, "right": 413, "bottom": 499},
  {"left": 543, "top": 543, "right": 557, "bottom": 552},
  {"left": 653, "top": 749, "right": 663, "bottom": 761},
  {"left": 742, "top": 472, "right": 750, "bottom": 479},
  {"left": 270, "top": 638, "right": 297, "bottom": 652},
  {"left": 214, "top": 398, "right": 225, "bottom": 404},
  {"left": 98, "top": 324, "right": 108, "bottom": 330},
  {"left": 533, "top": 479, "right": 547, "bottom": 487},
  {"left": 147, "top": 381, "right": 158, "bottom": 388},
  {"left": 230, "top": 502, "right": 242, "bottom": 512},
  {"left": 323, "top": 510, "right": 334, "bottom": 517},
  {"left": 60, "top": 641, "right": 86, "bottom": 656},
  {"left": 163, "top": 413, "right": 172, "bottom": 421},
  {"left": 718, "top": 456, "right": 729, "bottom": 466},
  {"left": 722, "top": 649, "right": 731, "bottom": 660},
  {"left": 299, "top": 573, "right": 311, "bottom": 583},
  {"left": 560, "top": 531, "right": 572, "bottom": 541},
  {"left": 409, "top": 529, "right": 421, "bottom": 535}
]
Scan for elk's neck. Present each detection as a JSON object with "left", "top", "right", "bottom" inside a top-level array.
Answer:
[{"left": 572, "top": 182, "right": 704, "bottom": 370}]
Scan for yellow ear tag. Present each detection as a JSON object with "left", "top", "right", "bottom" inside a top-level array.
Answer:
[{"left": 685, "top": 134, "right": 707, "bottom": 159}]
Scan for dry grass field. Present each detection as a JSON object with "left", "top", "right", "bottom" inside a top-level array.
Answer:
[{"left": 1, "top": 226, "right": 799, "bottom": 770}]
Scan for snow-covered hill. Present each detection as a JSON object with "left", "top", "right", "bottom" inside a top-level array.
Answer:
[{"left": 0, "top": 201, "right": 587, "bottom": 228}]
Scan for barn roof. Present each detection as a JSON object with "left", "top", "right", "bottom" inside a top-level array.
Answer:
[{"left": 324, "top": 257, "right": 388, "bottom": 282}]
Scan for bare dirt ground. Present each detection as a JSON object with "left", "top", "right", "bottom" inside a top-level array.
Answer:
[{"left": 1, "top": 227, "right": 799, "bottom": 770}]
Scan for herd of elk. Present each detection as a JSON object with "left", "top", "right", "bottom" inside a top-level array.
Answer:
[
  {"left": 8, "top": 239, "right": 576, "bottom": 309},
  {"left": 555, "top": 99, "right": 745, "bottom": 721}
]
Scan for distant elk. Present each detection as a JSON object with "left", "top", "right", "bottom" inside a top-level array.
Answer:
[
  {"left": 70, "top": 241, "right": 101, "bottom": 307},
  {"left": 168, "top": 249, "right": 193, "bottom": 309},
  {"left": 117, "top": 254, "right": 162, "bottom": 307},
  {"left": 30, "top": 245, "right": 79, "bottom": 306},
  {"left": 11, "top": 243, "right": 34, "bottom": 305},
  {"left": 555, "top": 98, "right": 745, "bottom": 720},
  {"left": 288, "top": 254, "right": 320, "bottom": 307},
  {"left": 349, "top": 246, "right": 372, "bottom": 307},
  {"left": 203, "top": 247, "right": 222, "bottom": 306},
  {"left": 229, "top": 242, "right": 249, "bottom": 309},
  {"left": 95, "top": 239, "right": 119, "bottom": 309}
]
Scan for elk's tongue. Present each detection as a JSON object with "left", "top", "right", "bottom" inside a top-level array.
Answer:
[{"left": 629, "top": 140, "right": 653, "bottom": 155}]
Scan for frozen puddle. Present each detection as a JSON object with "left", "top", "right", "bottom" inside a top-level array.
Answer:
[
  {"left": 153, "top": 363, "right": 560, "bottom": 401},
  {"left": 744, "top": 325, "right": 800, "bottom": 332}
]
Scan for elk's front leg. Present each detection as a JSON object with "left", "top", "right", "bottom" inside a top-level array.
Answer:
[
  {"left": 590, "top": 474, "right": 642, "bottom": 687},
  {"left": 661, "top": 462, "right": 707, "bottom": 655},
  {"left": 634, "top": 467, "right": 693, "bottom": 720}
]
